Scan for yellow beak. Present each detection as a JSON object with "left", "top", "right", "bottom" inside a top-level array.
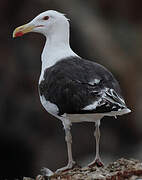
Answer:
[{"left": 13, "top": 24, "right": 35, "bottom": 38}]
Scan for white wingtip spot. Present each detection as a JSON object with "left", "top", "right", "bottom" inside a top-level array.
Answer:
[{"left": 89, "top": 79, "right": 100, "bottom": 85}]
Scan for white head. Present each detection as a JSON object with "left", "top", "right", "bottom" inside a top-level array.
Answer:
[
  {"left": 13, "top": 10, "right": 70, "bottom": 42},
  {"left": 13, "top": 10, "right": 78, "bottom": 68}
]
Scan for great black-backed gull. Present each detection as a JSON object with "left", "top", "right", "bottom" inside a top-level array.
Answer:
[{"left": 13, "top": 10, "right": 131, "bottom": 173}]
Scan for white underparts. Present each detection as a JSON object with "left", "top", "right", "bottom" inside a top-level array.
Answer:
[{"left": 40, "top": 95, "right": 59, "bottom": 116}]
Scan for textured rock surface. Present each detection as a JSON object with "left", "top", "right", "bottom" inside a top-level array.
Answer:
[{"left": 24, "top": 158, "right": 142, "bottom": 180}]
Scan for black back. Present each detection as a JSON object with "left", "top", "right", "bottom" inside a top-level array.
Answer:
[{"left": 39, "top": 56, "right": 123, "bottom": 115}]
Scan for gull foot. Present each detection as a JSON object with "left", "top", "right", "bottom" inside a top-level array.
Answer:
[
  {"left": 56, "top": 161, "right": 80, "bottom": 173},
  {"left": 88, "top": 158, "right": 104, "bottom": 168},
  {"left": 40, "top": 167, "right": 54, "bottom": 177}
]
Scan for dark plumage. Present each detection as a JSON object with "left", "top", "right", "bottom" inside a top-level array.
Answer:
[{"left": 39, "top": 56, "right": 125, "bottom": 116}]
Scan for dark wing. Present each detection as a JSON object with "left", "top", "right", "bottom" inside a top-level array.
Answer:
[{"left": 39, "top": 57, "right": 127, "bottom": 115}]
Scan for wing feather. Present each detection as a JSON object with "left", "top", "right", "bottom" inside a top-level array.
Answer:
[{"left": 39, "top": 57, "right": 129, "bottom": 115}]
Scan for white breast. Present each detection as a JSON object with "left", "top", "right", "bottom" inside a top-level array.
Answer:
[{"left": 40, "top": 95, "right": 59, "bottom": 116}]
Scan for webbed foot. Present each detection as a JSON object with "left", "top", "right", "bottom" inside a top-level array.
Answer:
[
  {"left": 56, "top": 161, "right": 80, "bottom": 173},
  {"left": 88, "top": 158, "right": 104, "bottom": 168}
]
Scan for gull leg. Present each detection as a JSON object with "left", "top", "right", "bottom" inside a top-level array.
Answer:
[
  {"left": 88, "top": 120, "right": 104, "bottom": 167},
  {"left": 56, "top": 118, "right": 76, "bottom": 173}
]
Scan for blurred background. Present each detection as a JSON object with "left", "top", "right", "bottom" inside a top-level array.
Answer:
[{"left": 1, "top": 0, "right": 142, "bottom": 179}]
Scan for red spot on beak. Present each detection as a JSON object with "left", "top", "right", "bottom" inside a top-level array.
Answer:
[
  {"left": 15, "top": 31, "right": 24, "bottom": 37},
  {"left": 36, "top": 25, "right": 44, "bottom": 28}
]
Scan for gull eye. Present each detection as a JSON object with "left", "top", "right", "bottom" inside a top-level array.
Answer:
[{"left": 42, "top": 16, "right": 49, "bottom": 20}]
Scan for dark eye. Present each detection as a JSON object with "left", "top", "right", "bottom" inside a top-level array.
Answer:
[{"left": 42, "top": 16, "right": 49, "bottom": 20}]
